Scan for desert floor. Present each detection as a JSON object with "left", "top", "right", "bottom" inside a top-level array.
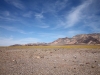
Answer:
[{"left": 0, "top": 46, "right": 100, "bottom": 75}]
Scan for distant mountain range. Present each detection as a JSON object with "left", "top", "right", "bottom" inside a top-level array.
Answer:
[
  {"left": 50, "top": 33, "right": 100, "bottom": 45},
  {"left": 11, "top": 33, "right": 100, "bottom": 46}
]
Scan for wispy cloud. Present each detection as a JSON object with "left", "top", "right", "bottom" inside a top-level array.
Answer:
[
  {"left": 43, "top": 0, "right": 68, "bottom": 14},
  {"left": 80, "top": 0, "right": 100, "bottom": 33},
  {"left": 55, "top": 0, "right": 93, "bottom": 28},
  {"left": 85, "top": 21, "right": 100, "bottom": 33},
  {"left": 66, "top": 0, "right": 92, "bottom": 27},
  {"left": 35, "top": 12, "right": 44, "bottom": 19},
  {"left": 0, "top": 10, "right": 21, "bottom": 22},
  {"left": 0, "top": 16, "right": 16, "bottom": 21},
  {"left": 0, "top": 37, "right": 40, "bottom": 46},
  {"left": 34, "top": 12, "right": 50, "bottom": 28},
  {"left": 55, "top": 0, "right": 68, "bottom": 12},
  {"left": 66, "top": 30, "right": 87, "bottom": 37},
  {"left": 4, "top": 0, "right": 25, "bottom": 9},
  {"left": 23, "top": 11, "right": 33, "bottom": 18},
  {"left": 39, "top": 32, "right": 66, "bottom": 39},
  {"left": 37, "top": 25, "right": 49, "bottom": 28},
  {"left": 4, "top": 11, "right": 10, "bottom": 16},
  {"left": 0, "top": 26, "right": 34, "bottom": 34},
  {"left": 0, "top": 11, "right": 10, "bottom": 16}
]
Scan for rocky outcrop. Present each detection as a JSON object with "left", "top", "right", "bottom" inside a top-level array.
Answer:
[
  {"left": 50, "top": 33, "right": 100, "bottom": 45},
  {"left": 25, "top": 43, "right": 48, "bottom": 46},
  {"left": 11, "top": 44, "right": 22, "bottom": 46}
]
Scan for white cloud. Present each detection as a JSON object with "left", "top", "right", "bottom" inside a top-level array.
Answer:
[
  {"left": 23, "top": 11, "right": 33, "bottom": 18},
  {"left": 4, "top": 11, "right": 10, "bottom": 16},
  {"left": 56, "top": 0, "right": 93, "bottom": 28},
  {"left": 85, "top": 21, "right": 100, "bottom": 33},
  {"left": 34, "top": 12, "right": 50, "bottom": 28},
  {"left": 66, "top": 0, "right": 92, "bottom": 27},
  {"left": 0, "top": 37, "right": 40, "bottom": 46},
  {"left": 55, "top": 0, "right": 68, "bottom": 11},
  {"left": 66, "top": 30, "right": 87, "bottom": 37},
  {"left": 35, "top": 13, "right": 44, "bottom": 19},
  {"left": 39, "top": 32, "right": 66, "bottom": 39},
  {"left": 4, "top": 0, "right": 25, "bottom": 9},
  {"left": 43, "top": 0, "right": 68, "bottom": 14},
  {"left": 0, "top": 10, "right": 22, "bottom": 22},
  {"left": 0, "top": 11, "right": 10, "bottom": 16},
  {"left": 81, "top": 0, "right": 100, "bottom": 33},
  {"left": 0, "top": 16, "right": 15, "bottom": 21},
  {"left": 0, "top": 26, "right": 34, "bottom": 34},
  {"left": 38, "top": 25, "right": 49, "bottom": 28}
]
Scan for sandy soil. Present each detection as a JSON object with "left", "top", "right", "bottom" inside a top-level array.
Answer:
[{"left": 0, "top": 47, "right": 100, "bottom": 75}]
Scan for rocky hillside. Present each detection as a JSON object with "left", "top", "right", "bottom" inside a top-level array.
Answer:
[{"left": 50, "top": 33, "right": 100, "bottom": 45}]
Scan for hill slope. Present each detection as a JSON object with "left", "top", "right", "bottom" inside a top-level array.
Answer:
[{"left": 50, "top": 33, "right": 100, "bottom": 45}]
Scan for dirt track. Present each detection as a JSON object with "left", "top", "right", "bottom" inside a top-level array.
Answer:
[{"left": 0, "top": 47, "right": 100, "bottom": 75}]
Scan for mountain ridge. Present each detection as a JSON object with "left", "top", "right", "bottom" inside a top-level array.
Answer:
[
  {"left": 50, "top": 33, "right": 100, "bottom": 45},
  {"left": 11, "top": 33, "right": 100, "bottom": 46}
]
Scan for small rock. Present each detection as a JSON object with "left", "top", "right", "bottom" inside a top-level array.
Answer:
[
  {"left": 74, "top": 68, "right": 76, "bottom": 69},
  {"left": 73, "top": 55, "right": 77, "bottom": 59},
  {"left": 12, "top": 60, "right": 15, "bottom": 61},
  {"left": 36, "top": 56, "right": 40, "bottom": 59},
  {"left": 80, "top": 63, "right": 84, "bottom": 66},
  {"left": 98, "top": 64, "right": 100, "bottom": 67},
  {"left": 86, "top": 62, "right": 90, "bottom": 64},
  {"left": 50, "top": 52, "right": 52, "bottom": 53},
  {"left": 91, "top": 66, "right": 95, "bottom": 68},
  {"left": 40, "top": 56, "right": 44, "bottom": 58},
  {"left": 95, "top": 61, "right": 97, "bottom": 62}
]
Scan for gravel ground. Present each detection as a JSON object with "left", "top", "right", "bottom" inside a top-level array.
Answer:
[{"left": 0, "top": 48, "right": 100, "bottom": 75}]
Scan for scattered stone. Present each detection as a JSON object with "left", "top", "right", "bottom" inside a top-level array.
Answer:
[
  {"left": 80, "top": 63, "right": 84, "bottom": 66},
  {"left": 74, "top": 68, "right": 76, "bottom": 69},
  {"left": 40, "top": 56, "right": 44, "bottom": 58},
  {"left": 91, "top": 66, "right": 95, "bottom": 68},
  {"left": 86, "top": 62, "right": 90, "bottom": 64},
  {"left": 92, "top": 51, "right": 97, "bottom": 54},
  {"left": 98, "top": 64, "right": 100, "bottom": 67},
  {"left": 12, "top": 60, "right": 15, "bottom": 61},
  {"left": 73, "top": 55, "right": 77, "bottom": 59},
  {"left": 36, "top": 56, "right": 40, "bottom": 59},
  {"left": 50, "top": 52, "right": 52, "bottom": 53},
  {"left": 94, "top": 61, "right": 97, "bottom": 62}
]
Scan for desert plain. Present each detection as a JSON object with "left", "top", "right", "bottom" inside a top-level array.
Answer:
[{"left": 0, "top": 45, "right": 100, "bottom": 75}]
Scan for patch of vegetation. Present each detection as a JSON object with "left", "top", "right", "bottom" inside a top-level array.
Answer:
[{"left": 0, "top": 45, "right": 100, "bottom": 50}]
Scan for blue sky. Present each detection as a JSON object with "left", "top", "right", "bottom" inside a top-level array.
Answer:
[{"left": 0, "top": 0, "right": 100, "bottom": 46}]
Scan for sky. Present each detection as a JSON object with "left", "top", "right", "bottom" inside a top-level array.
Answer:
[{"left": 0, "top": 0, "right": 100, "bottom": 46}]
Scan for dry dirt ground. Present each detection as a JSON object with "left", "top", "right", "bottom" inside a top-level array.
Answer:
[{"left": 0, "top": 47, "right": 100, "bottom": 75}]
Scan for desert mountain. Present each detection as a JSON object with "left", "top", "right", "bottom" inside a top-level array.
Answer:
[{"left": 50, "top": 33, "right": 100, "bottom": 45}]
